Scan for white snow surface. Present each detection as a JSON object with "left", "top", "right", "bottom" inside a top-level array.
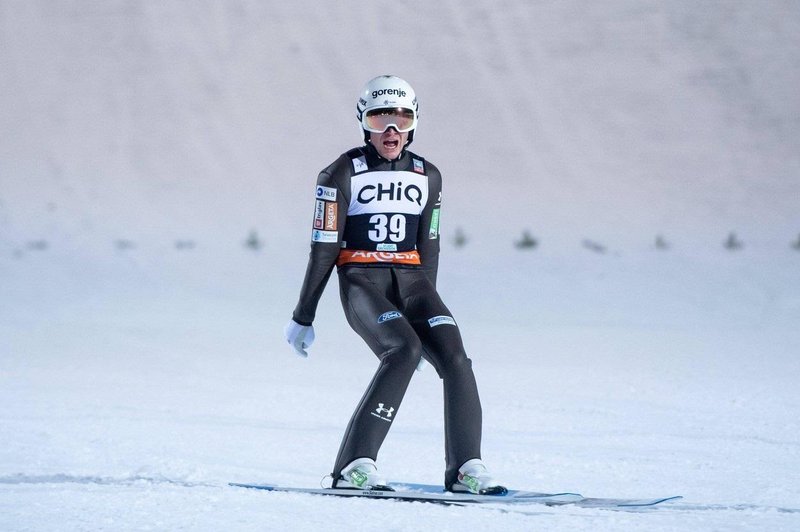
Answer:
[{"left": 2, "top": 1, "right": 800, "bottom": 530}]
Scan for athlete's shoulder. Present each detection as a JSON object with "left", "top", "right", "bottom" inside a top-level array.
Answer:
[
  {"left": 317, "top": 147, "right": 367, "bottom": 190},
  {"left": 320, "top": 149, "right": 356, "bottom": 176},
  {"left": 405, "top": 149, "right": 441, "bottom": 176}
]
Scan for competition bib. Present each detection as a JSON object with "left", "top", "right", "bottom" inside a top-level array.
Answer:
[{"left": 342, "top": 170, "right": 429, "bottom": 254}]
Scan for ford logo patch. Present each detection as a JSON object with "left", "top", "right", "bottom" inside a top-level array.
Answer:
[{"left": 378, "top": 311, "right": 402, "bottom": 323}]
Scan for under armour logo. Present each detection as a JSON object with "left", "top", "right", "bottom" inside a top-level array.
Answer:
[{"left": 375, "top": 403, "right": 395, "bottom": 418}]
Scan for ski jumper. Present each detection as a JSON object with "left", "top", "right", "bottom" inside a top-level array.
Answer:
[{"left": 292, "top": 143, "right": 483, "bottom": 489}]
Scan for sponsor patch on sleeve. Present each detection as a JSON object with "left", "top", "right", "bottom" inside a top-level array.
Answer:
[
  {"left": 311, "top": 229, "right": 338, "bottom": 243},
  {"left": 428, "top": 315, "right": 456, "bottom": 328},
  {"left": 313, "top": 200, "right": 325, "bottom": 229},
  {"left": 429, "top": 208, "right": 440, "bottom": 239},
  {"left": 316, "top": 185, "right": 337, "bottom": 201},
  {"left": 324, "top": 201, "right": 338, "bottom": 230},
  {"left": 413, "top": 158, "right": 425, "bottom": 174}
]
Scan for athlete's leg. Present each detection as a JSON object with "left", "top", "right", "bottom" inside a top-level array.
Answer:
[
  {"left": 394, "top": 270, "right": 483, "bottom": 489},
  {"left": 331, "top": 267, "right": 423, "bottom": 482}
]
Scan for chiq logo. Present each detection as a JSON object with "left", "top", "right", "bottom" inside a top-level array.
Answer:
[{"left": 357, "top": 181, "right": 423, "bottom": 205}]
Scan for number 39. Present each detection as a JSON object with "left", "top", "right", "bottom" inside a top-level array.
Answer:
[{"left": 368, "top": 214, "right": 406, "bottom": 242}]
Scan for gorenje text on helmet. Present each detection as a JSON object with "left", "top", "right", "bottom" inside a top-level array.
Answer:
[{"left": 371, "top": 88, "right": 407, "bottom": 99}]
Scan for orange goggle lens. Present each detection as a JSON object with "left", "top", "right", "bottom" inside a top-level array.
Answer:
[{"left": 363, "top": 107, "right": 416, "bottom": 133}]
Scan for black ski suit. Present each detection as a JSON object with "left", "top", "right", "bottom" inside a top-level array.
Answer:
[{"left": 291, "top": 143, "right": 482, "bottom": 489}]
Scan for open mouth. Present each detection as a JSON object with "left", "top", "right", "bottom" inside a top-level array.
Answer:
[{"left": 383, "top": 139, "right": 399, "bottom": 150}]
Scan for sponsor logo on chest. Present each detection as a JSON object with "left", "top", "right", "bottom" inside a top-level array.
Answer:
[
  {"left": 352, "top": 156, "right": 368, "bottom": 173},
  {"left": 349, "top": 171, "right": 428, "bottom": 216}
]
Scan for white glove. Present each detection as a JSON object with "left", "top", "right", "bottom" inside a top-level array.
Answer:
[{"left": 284, "top": 319, "right": 315, "bottom": 358}]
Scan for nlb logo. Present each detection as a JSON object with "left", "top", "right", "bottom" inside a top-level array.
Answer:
[{"left": 316, "top": 185, "right": 337, "bottom": 201}]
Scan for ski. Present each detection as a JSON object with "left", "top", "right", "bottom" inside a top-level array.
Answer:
[
  {"left": 395, "top": 483, "right": 682, "bottom": 508},
  {"left": 229, "top": 482, "right": 582, "bottom": 506},
  {"left": 229, "top": 481, "right": 681, "bottom": 509},
  {"left": 574, "top": 495, "right": 684, "bottom": 508}
]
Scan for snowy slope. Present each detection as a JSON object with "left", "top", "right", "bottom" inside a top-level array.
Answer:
[
  {"left": 2, "top": 1, "right": 800, "bottom": 530},
  {"left": 2, "top": 0, "right": 799, "bottom": 255}
]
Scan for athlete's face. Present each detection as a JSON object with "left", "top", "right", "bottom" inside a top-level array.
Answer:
[{"left": 369, "top": 127, "right": 408, "bottom": 161}]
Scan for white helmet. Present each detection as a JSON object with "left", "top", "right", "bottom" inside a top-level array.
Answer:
[{"left": 356, "top": 75, "right": 419, "bottom": 145}]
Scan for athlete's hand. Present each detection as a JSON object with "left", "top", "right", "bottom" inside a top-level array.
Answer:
[{"left": 284, "top": 319, "right": 315, "bottom": 358}]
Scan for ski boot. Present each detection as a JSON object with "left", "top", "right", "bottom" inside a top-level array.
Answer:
[
  {"left": 449, "top": 459, "right": 507, "bottom": 495},
  {"left": 333, "top": 458, "right": 394, "bottom": 491}
]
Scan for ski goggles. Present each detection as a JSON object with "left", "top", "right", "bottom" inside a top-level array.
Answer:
[{"left": 362, "top": 107, "right": 417, "bottom": 133}]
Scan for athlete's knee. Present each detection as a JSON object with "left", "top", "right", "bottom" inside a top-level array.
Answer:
[
  {"left": 380, "top": 338, "right": 423, "bottom": 370},
  {"left": 433, "top": 351, "right": 473, "bottom": 379}
]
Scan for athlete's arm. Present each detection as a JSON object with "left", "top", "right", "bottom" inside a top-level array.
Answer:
[
  {"left": 416, "top": 163, "right": 442, "bottom": 288},
  {"left": 291, "top": 165, "right": 349, "bottom": 325}
]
